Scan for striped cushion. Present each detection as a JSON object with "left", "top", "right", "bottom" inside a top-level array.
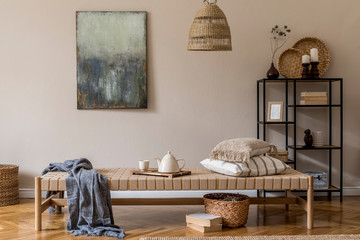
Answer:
[{"left": 200, "top": 156, "right": 290, "bottom": 177}]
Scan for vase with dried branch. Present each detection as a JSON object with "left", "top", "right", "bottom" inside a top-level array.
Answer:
[{"left": 266, "top": 25, "right": 291, "bottom": 79}]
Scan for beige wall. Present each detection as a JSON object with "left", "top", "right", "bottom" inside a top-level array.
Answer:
[{"left": 0, "top": 0, "right": 359, "bottom": 190}]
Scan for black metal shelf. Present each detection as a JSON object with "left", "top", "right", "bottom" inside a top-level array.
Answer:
[
  {"left": 257, "top": 121, "right": 295, "bottom": 125},
  {"left": 287, "top": 104, "right": 341, "bottom": 108},
  {"left": 288, "top": 145, "right": 341, "bottom": 150},
  {"left": 257, "top": 78, "right": 342, "bottom": 83},
  {"left": 257, "top": 78, "right": 343, "bottom": 202},
  {"left": 265, "top": 185, "right": 341, "bottom": 193},
  {"left": 292, "top": 185, "right": 341, "bottom": 193},
  {"left": 314, "top": 185, "right": 341, "bottom": 192}
]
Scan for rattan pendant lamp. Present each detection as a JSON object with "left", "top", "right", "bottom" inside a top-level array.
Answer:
[{"left": 188, "top": 0, "right": 232, "bottom": 51}]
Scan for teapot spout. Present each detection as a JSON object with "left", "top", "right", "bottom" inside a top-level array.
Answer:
[{"left": 154, "top": 157, "right": 161, "bottom": 168}]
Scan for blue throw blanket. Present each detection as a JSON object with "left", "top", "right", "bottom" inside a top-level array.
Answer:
[{"left": 42, "top": 158, "right": 125, "bottom": 239}]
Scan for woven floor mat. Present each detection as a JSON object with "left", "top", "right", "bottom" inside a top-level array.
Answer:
[{"left": 140, "top": 235, "right": 360, "bottom": 240}]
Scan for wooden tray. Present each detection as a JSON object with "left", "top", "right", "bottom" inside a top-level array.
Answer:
[{"left": 130, "top": 168, "right": 191, "bottom": 178}]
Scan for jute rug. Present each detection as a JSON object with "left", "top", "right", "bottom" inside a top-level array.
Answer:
[{"left": 140, "top": 235, "right": 360, "bottom": 240}]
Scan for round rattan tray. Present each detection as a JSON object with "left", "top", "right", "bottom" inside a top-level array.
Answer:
[
  {"left": 0, "top": 164, "right": 19, "bottom": 207},
  {"left": 277, "top": 48, "right": 303, "bottom": 78},
  {"left": 292, "top": 37, "right": 331, "bottom": 77}
]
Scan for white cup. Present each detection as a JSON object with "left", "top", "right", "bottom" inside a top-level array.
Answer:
[
  {"left": 313, "top": 131, "right": 325, "bottom": 146},
  {"left": 139, "top": 160, "right": 149, "bottom": 171}
]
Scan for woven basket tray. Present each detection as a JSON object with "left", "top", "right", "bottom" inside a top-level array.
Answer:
[
  {"left": 292, "top": 37, "right": 331, "bottom": 77},
  {"left": 277, "top": 48, "right": 303, "bottom": 78},
  {"left": 0, "top": 164, "right": 19, "bottom": 207},
  {"left": 203, "top": 193, "right": 250, "bottom": 227}
]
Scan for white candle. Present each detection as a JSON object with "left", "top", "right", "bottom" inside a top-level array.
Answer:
[
  {"left": 310, "top": 48, "right": 319, "bottom": 62},
  {"left": 302, "top": 55, "right": 310, "bottom": 64}
]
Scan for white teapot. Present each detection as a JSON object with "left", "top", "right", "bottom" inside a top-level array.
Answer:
[{"left": 154, "top": 151, "right": 186, "bottom": 173}]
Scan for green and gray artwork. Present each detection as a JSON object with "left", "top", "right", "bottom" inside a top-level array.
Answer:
[{"left": 77, "top": 11, "right": 147, "bottom": 109}]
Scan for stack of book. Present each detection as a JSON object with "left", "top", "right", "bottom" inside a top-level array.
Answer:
[
  {"left": 300, "top": 92, "right": 327, "bottom": 105},
  {"left": 186, "top": 213, "right": 222, "bottom": 233}
]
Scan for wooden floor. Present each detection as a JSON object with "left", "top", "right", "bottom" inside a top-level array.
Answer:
[{"left": 1, "top": 197, "right": 360, "bottom": 239}]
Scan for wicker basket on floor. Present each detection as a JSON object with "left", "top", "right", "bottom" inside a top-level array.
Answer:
[
  {"left": 0, "top": 164, "right": 19, "bottom": 207},
  {"left": 203, "top": 193, "right": 250, "bottom": 228}
]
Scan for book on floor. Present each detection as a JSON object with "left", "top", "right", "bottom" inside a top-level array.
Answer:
[
  {"left": 186, "top": 222, "right": 222, "bottom": 233},
  {"left": 186, "top": 213, "right": 222, "bottom": 227}
]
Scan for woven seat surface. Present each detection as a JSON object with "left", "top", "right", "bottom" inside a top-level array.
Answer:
[{"left": 40, "top": 168, "right": 309, "bottom": 191}]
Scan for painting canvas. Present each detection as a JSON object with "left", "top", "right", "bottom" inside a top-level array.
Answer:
[{"left": 77, "top": 11, "right": 147, "bottom": 109}]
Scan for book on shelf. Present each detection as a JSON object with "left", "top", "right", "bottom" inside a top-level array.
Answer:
[
  {"left": 301, "top": 96, "right": 328, "bottom": 101},
  {"left": 300, "top": 92, "right": 327, "bottom": 97},
  {"left": 186, "top": 213, "right": 222, "bottom": 227},
  {"left": 186, "top": 222, "right": 222, "bottom": 233},
  {"left": 300, "top": 100, "right": 328, "bottom": 105}
]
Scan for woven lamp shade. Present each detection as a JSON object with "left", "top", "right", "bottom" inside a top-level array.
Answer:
[{"left": 188, "top": 0, "right": 232, "bottom": 51}]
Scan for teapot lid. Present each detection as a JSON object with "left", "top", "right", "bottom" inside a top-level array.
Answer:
[{"left": 164, "top": 151, "right": 176, "bottom": 160}]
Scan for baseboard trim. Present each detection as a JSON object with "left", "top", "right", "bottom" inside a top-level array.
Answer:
[
  {"left": 20, "top": 188, "right": 37, "bottom": 198},
  {"left": 20, "top": 187, "right": 360, "bottom": 199},
  {"left": 343, "top": 187, "right": 360, "bottom": 196}
]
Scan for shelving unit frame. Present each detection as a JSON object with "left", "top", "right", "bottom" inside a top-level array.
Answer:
[{"left": 256, "top": 78, "right": 343, "bottom": 202}]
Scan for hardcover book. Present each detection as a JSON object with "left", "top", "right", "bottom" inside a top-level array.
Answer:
[
  {"left": 186, "top": 222, "right": 222, "bottom": 233},
  {"left": 300, "top": 92, "right": 327, "bottom": 97},
  {"left": 186, "top": 213, "right": 222, "bottom": 227}
]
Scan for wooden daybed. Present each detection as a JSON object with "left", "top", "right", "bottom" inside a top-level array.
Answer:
[{"left": 35, "top": 167, "right": 314, "bottom": 231}]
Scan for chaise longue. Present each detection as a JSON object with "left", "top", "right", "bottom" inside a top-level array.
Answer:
[{"left": 35, "top": 167, "right": 314, "bottom": 231}]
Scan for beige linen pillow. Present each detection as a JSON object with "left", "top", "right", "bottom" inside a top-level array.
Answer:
[{"left": 210, "top": 138, "right": 277, "bottom": 163}]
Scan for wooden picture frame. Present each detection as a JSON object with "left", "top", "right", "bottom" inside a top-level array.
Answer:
[{"left": 267, "top": 101, "right": 283, "bottom": 122}]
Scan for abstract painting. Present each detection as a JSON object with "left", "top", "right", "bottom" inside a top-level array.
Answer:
[{"left": 77, "top": 11, "right": 147, "bottom": 109}]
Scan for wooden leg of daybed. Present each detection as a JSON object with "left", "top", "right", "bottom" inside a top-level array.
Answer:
[
  {"left": 35, "top": 177, "right": 42, "bottom": 231},
  {"left": 55, "top": 191, "right": 64, "bottom": 214},
  {"left": 285, "top": 190, "right": 290, "bottom": 211},
  {"left": 307, "top": 176, "right": 314, "bottom": 229}
]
